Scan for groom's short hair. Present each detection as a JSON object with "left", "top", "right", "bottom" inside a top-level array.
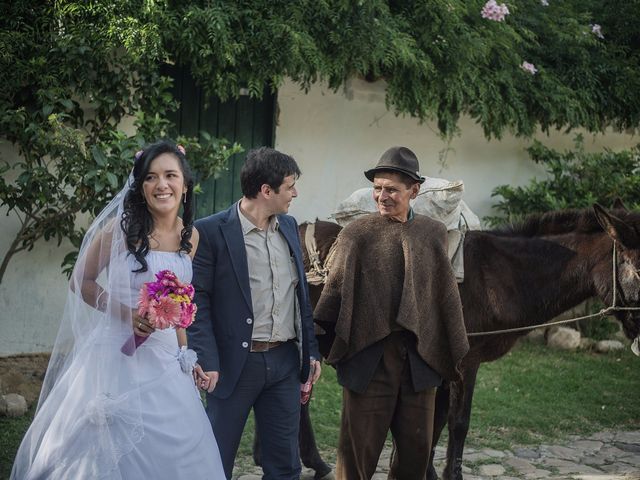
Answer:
[{"left": 241, "top": 147, "right": 301, "bottom": 198}]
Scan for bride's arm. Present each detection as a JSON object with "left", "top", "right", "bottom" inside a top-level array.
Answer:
[
  {"left": 180, "top": 228, "right": 212, "bottom": 388},
  {"left": 71, "top": 223, "right": 114, "bottom": 311},
  {"left": 176, "top": 328, "right": 188, "bottom": 348},
  {"left": 71, "top": 220, "right": 151, "bottom": 334},
  {"left": 176, "top": 327, "right": 211, "bottom": 389}
]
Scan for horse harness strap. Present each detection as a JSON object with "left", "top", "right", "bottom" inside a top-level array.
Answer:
[{"left": 304, "top": 223, "right": 329, "bottom": 286}]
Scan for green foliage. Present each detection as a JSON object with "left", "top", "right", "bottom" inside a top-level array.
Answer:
[
  {"left": 0, "top": 1, "right": 240, "bottom": 283},
  {"left": 164, "top": 0, "right": 640, "bottom": 139},
  {"left": 486, "top": 135, "right": 640, "bottom": 226},
  {"left": 2, "top": 0, "right": 640, "bottom": 282}
]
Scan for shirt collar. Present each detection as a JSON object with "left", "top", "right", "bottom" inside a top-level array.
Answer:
[
  {"left": 407, "top": 207, "right": 415, "bottom": 222},
  {"left": 237, "top": 201, "right": 279, "bottom": 235}
]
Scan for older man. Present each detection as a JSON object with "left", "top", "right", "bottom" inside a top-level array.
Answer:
[{"left": 315, "top": 146, "right": 469, "bottom": 480}]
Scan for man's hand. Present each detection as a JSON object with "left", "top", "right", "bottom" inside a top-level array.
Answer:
[
  {"left": 199, "top": 370, "right": 219, "bottom": 393},
  {"left": 311, "top": 359, "right": 322, "bottom": 384}
]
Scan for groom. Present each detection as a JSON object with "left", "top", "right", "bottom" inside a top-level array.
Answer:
[{"left": 189, "top": 147, "right": 322, "bottom": 479}]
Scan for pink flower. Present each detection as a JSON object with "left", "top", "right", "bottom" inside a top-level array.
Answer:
[
  {"left": 145, "top": 280, "right": 164, "bottom": 298},
  {"left": 123, "top": 269, "right": 197, "bottom": 356},
  {"left": 520, "top": 61, "right": 538, "bottom": 75},
  {"left": 590, "top": 24, "right": 604, "bottom": 39},
  {"left": 148, "top": 296, "right": 181, "bottom": 329},
  {"left": 178, "top": 302, "right": 197, "bottom": 328},
  {"left": 481, "top": 0, "right": 509, "bottom": 22},
  {"left": 156, "top": 270, "right": 177, "bottom": 282},
  {"left": 137, "top": 284, "right": 151, "bottom": 317}
]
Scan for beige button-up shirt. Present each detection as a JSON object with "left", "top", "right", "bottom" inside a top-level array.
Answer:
[{"left": 238, "top": 203, "right": 298, "bottom": 342}]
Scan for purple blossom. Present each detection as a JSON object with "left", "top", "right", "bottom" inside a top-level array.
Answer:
[
  {"left": 481, "top": 0, "right": 510, "bottom": 22},
  {"left": 520, "top": 61, "right": 538, "bottom": 75},
  {"left": 590, "top": 24, "right": 604, "bottom": 39}
]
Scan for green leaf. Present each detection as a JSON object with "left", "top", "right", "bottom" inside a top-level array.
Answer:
[
  {"left": 91, "top": 146, "right": 107, "bottom": 167},
  {"left": 106, "top": 172, "right": 118, "bottom": 189}
]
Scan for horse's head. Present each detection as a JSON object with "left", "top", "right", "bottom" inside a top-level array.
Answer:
[{"left": 594, "top": 204, "right": 640, "bottom": 344}]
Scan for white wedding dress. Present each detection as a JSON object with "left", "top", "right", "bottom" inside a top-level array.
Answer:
[{"left": 12, "top": 251, "right": 225, "bottom": 480}]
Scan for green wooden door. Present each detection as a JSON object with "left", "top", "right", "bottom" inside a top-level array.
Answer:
[{"left": 163, "top": 66, "right": 276, "bottom": 219}]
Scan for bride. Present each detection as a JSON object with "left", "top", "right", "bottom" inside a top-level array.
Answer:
[{"left": 11, "top": 141, "right": 224, "bottom": 479}]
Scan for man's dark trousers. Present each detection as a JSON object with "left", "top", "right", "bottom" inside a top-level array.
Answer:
[
  {"left": 335, "top": 333, "right": 437, "bottom": 480},
  {"left": 206, "top": 341, "right": 301, "bottom": 480}
]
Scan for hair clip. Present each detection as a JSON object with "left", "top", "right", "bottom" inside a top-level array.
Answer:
[
  {"left": 177, "top": 145, "right": 186, "bottom": 155},
  {"left": 134, "top": 150, "right": 144, "bottom": 160}
]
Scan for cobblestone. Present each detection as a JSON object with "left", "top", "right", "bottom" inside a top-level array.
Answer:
[{"left": 233, "top": 429, "right": 640, "bottom": 479}]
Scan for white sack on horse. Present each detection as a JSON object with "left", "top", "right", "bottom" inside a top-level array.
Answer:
[{"left": 331, "top": 177, "right": 481, "bottom": 281}]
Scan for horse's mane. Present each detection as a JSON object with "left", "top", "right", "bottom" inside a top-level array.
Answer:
[{"left": 490, "top": 208, "right": 635, "bottom": 237}]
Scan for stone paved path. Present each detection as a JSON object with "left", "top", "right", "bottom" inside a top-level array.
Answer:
[{"left": 234, "top": 430, "right": 640, "bottom": 479}]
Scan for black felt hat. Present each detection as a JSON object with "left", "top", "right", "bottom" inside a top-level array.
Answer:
[{"left": 364, "top": 146, "right": 425, "bottom": 184}]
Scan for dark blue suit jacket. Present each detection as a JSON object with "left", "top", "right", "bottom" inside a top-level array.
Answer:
[{"left": 189, "top": 202, "right": 320, "bottom": 399}]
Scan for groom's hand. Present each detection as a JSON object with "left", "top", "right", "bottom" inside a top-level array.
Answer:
[
  {"left": 204, "top": 371, "right": 219, "bottom": 393},
  {"left": 311, "top": 359, "right": 322, "bottom": 384}
]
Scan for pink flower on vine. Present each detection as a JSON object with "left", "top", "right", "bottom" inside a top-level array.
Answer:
[
  {"left": 481, "top": 0, "right": 509, "bottom": 22},
  {"left": 520, "top": 61, "right": 538, "bottom": 75}
]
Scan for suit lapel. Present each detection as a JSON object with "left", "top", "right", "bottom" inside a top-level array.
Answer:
[
  {"left": 278, "top": 217, "right": 298, "bottom": 261},
  {"left": 221, "top": 203, "right": 253, "bottom": 311},
  {"left": 279, "top": 217, "right": 305, "bottom": 280}
]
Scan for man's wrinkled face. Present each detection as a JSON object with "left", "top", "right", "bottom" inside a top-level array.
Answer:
[{"left": 372, "top": 172, "right": 420, "bottom": 222}]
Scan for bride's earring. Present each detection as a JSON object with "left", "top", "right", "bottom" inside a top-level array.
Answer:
[{"left": 182, "top": 191, "right": 187, "bottom": 204}]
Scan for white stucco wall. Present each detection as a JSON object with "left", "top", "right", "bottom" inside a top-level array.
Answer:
[
  {"left": 0, "top": 142, "right": 69, "bottom": 354},
  {"left": 276, "top": 78, "right": 638, "bottom": 224},
  {"left": 1, "top": 80, "right": 637, "bottom": 355}
]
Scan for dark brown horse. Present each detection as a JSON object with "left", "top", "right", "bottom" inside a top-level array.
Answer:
[{"left": 293, "top": 205, "right": 640, "bottom": 480}]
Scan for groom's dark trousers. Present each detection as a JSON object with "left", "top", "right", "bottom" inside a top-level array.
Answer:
[
  {"left": 207, "top": 340, "right": 300, "bottom": 478},
  {"left": 190, "top": 202, "right": 320, "bottom": 479}
]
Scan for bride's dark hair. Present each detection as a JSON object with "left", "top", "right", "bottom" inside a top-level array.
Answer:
[{"left": 121, "top": 140, "right": 195, "bottom": 272}]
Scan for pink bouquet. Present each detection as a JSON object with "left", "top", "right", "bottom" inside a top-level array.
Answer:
[{"left": 121, "top": 270, "right": 197, "bottom": 356}]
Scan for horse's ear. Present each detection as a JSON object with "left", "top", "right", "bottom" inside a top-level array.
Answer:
[
  {"left": 593, "top": 204, "right": 640, "bottom": 249},
  {"left": 612, "top": 198, "right": 628, "bottom": 211}
]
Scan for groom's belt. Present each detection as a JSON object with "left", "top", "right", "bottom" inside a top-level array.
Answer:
[{"left": 250, "top": 340, "right": 289, "bottom": 352}]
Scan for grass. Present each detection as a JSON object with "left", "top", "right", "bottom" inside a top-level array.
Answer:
[
  {"left": 468, "top": 341, "right": 640, "bottom": 449},
  {"left": 2, "top": 342, "right": 639, "bottom": 478},
  {"left": 0, "top": 406, "right": 34, "bottom": 478}
]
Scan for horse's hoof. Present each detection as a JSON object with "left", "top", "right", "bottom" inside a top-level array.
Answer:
[
  {"left": 314, "top": 471, "right": 334, "bottom": 480},
  {"left": 306, "top": 460, "right": 331, "bottom": 479}
]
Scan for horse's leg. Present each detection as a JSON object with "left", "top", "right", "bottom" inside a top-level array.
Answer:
[
  {"left": 426, "top": 382, "right": 451, "bottom": 480},
  {"left": 299, "top": 402, "right": 332, "bottom": 479},
  {"left": 442, "top": 362, "right": 480, "bottom": 480}
]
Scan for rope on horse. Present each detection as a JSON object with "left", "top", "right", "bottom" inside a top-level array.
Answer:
[
  {"left": 467, "top": 241, "right": 640, "bottom": 337},
  {"left": 304, "top": 223, "right": 338, "bottom": 286}
]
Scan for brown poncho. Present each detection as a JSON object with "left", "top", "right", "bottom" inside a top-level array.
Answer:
[{"left": 315, "top": 213, "right": 469, "bottom": 381}]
